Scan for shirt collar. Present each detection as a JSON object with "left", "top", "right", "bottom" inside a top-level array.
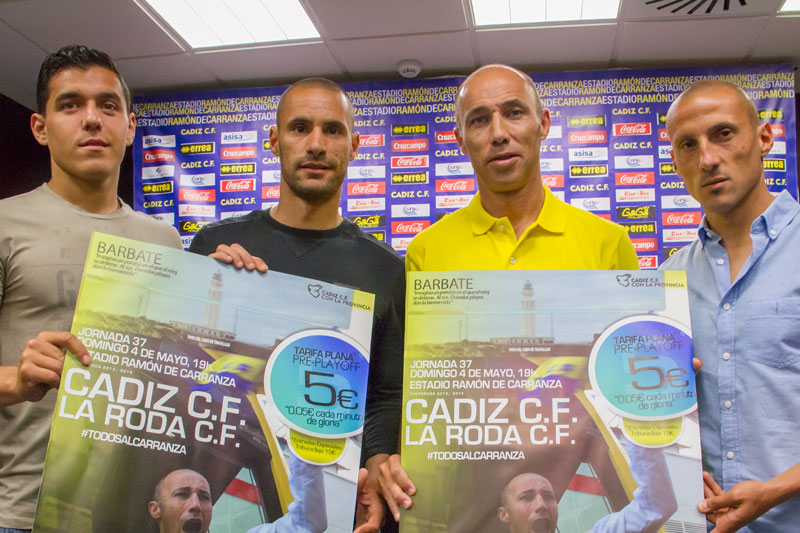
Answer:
[
  {"left": 467, "top": 186, "right": 565, "bottom": 236},
  {"left": 697, "top": 190, "right": 800, "bottom": 246}
]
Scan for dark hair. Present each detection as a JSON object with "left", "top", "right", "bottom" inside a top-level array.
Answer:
[{"left": 36, "top": 44, "right": 132, "bottom": 114}]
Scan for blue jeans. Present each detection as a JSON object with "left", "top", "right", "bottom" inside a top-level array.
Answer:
[{"left": 0, "top": 528, "right": 31, "bottom": 533}]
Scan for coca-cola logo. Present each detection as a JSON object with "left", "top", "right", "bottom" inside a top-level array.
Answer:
[
  {"left": 359, "top": 134, "right": 385, "bottom": 147},
  {"left": 262, "top": 186, "right": 280, "bottom": 199},
  {"left": 772, "top": 124, "right": 786, "bottom": 137},
  {"left": 614, "top": 123, "right": 652, "bottom": 136},
  {"left": 347, "top": 181, "right": 385, "bottom": 195},
  {"left": 658, "top": 129, "right": 669, "bottom": 142},
  {"left": 436, "top": 179, "right": 475, "bottom": 192},
  {"left": 638, "top": 256, "right": 658, "bottom": 269},
  {"left": 179, "top": 189, "right": 215, "bottom": 202},
  {"left": 220, "top": 179, "right": 256, "bottom": 192},
  {"left": 663, "top": 211, "right": 702, "bottom": 225},
  {"left": 615, "top": 172, "right": 654, "bottom": 186},
  {"left": 391, "top": 155, "right": 428, "bottom": 168},
  {"left": 541, "top": 175, "right": 564, "bottom": 188},
  {"left": 391, "top": 220, "right": 430, "bottom": 234}
]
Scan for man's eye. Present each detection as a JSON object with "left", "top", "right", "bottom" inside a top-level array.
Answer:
[
  {"left": 508, "top": 108, "right": 523, "bottom": 117},
  {"left": 101, "top": 102, "right": 118, "bottom": 111}
]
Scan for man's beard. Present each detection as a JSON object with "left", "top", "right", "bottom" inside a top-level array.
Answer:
[{"left": 282, "top": 157, "right": 344, "bottom": 204}]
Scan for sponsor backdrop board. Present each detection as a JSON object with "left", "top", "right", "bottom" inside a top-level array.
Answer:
[
  {"left": 34, "top": 233, "right": 374, "bottom": 532},
  {"left": 134, "top": 65, "right": 796, "bottom": 268},
  {"left": 401, "top": 270, "right": 703, "bottom": 532}
]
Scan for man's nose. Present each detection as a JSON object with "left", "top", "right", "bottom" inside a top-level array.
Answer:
[
  {"left": 307, "top": 127, "right": 326, "bottom": 155},
  {"left": 82, "top": 101, "right": 101, "bottom": 129},
  {"left": 489, "top": 113, "right": 509, "bottom": 145},
  {"left": 187, "top": 492, "right": 201, "bottom": 510},
  {"left": 698, "top": 138, "right": 721, "bottom": 171}
]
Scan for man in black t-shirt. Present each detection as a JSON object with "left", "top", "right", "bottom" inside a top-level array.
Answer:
[{"left": 189, "top": 78, "right": 403, "bottom": 533}]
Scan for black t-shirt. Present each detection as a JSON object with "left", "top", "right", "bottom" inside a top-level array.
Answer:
[{"left": 189, "top": 209, "right": 404, "bottom": 460}]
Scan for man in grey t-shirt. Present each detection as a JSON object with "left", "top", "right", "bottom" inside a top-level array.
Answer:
[{"left": 0, "top": 45, "right": 181, "bottom": 531}]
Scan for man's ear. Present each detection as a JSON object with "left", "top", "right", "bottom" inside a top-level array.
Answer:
[
  {"left": 148, "top": 501, "right": 161, "bottom": 520},
  {"left": 455, "top": 127, "right": 468, "bottom": 157},
  {"left": 758, "top": 121, "right": 774, "bottom": 158},
  {"left": 350, "top": 131, "right": 360, "bottom": 162},
  {"left": 125, "top": 112, "right": 136, "bottom": 146},
  {"left": 31, "top": 113, "right": 48, "bottom": 146},
  {"left": 497, "top": 505, "right": 510, "bottom": 524},
  {"left": 269, "top": 125, "right": 280, "bottom": 157}
]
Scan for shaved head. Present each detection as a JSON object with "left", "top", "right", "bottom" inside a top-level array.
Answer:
[
  {"left": 456, "top": 64, "right": 543, "bottom": 134},
  {"left": 667, "top": 79, "right": 759, "bottom": 134}
]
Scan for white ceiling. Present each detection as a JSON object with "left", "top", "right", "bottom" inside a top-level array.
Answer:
[{"left": 1, "top": 0, "right": 798, "bottom": 111}]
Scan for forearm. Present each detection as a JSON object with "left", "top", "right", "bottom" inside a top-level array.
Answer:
[
  {"left": 0, "top": 365, "right": 21, "bottom": 406},
  {"left": 763, "top": 462, "right": 800, "bottom": 508}
]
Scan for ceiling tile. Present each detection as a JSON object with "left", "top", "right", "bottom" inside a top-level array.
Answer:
[
  {"left": 617, "top": 18, "right": 768, "bottom": 61},
  {"left": 116, "top": 53, "right": 218, "bottom": 92},
  {"left": 750, "top": 15, "right": 800, "bottom": 59},
  {"left": 194, "top": 42, "right": 343, "bottom": 85},
  {"left": 330, "top": 32, "right": 475, "bottom": 74},
  {"left": 305, "top": 0, "right": 467, "bottom": 39},
  {"left": 0, "top": 19, "right": 46, "bottom": 110},
  {"left": 0, "top": 0, "right": 183, "bottom": 58},
  {"left": 476, "top": 24, "right": 617, "bottom": 67}
]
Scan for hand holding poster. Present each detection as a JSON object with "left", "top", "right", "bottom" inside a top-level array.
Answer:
[
  {"left": 401, "top": 270, "right": 704, "bottom": 533},
  {"left": 34, "top": 233, "right": 374, "bottom": 533}
]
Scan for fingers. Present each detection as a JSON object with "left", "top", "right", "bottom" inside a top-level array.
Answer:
[
  {"left": 209, "top": 244, "right": 268, "bottom": 272},
  {"left": 692, "top": 357, "right": 702, "bottom": 371},
  {"left": 17, "top": 332, "right": 90, "bottom": 400},
  {"left": 378, "top": 454, "right": 416, "bottom": 522},
  {"left": 357, "top": 467, "right": 369, "bottom": 493}
]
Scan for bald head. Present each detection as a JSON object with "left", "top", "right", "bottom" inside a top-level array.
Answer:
[
  {"left": 498, "top": 472, "right": 558, "bottom": 533},
  {"left": 276, "top": 77, "right": 354, "bottom": 129},
  {"left": 456, "top": 64, "right": 543, "bottom": 134},
  {"left": 666, "top": 79, "right": 759, "bottom": 134}
]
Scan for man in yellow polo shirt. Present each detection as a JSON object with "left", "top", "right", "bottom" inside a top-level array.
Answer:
[
  {"left": 406, "top": 64, "right": 636, "bottom": 271},
  {"left": 379, "top": 64, "right": 638, "bottom": 524}
]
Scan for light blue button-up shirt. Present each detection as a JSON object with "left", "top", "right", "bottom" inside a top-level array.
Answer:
[{"left": 662, "top": 190, "right": 800, "bottom": 532}]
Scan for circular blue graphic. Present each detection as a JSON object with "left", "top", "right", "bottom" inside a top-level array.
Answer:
[
  {"left": 265, "top": 330, "right": 369, "bottom": 438},
  {"left": 589, "top": 316, "right": 696, "bottom": 421}
]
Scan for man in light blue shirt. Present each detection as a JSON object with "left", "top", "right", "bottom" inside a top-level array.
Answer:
[{"left": 662, "top": 80, "right": 800, "bottom": 532}]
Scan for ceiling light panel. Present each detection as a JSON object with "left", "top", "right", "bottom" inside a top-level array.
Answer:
[
  {"left": 472, "top": 0, "right": 620, "bottom": 25},
  {"left": 142, "top": 0, "right": 319, "bottom": 49},
  {"left": 780, "top": 0, "right": 800, "bottom": 12}
]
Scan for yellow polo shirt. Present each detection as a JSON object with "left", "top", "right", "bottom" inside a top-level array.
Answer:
[{"left": 406, "top": 187, "right": 638, "bottom": 271}]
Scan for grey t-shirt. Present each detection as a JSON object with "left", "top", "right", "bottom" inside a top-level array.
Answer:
[{"left": 0, "top": 184, "right": 182, "bottom": 529}]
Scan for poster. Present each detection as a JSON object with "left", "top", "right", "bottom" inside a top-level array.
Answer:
[
  {"left": 34, "top": 233, "right": 374, "bottom": 533},
  {"left": 401, "top": 270, "right": 704, "bottom": 532},
  {"left": 133, "top": 64, "right": 797, "bottom": 268}
]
